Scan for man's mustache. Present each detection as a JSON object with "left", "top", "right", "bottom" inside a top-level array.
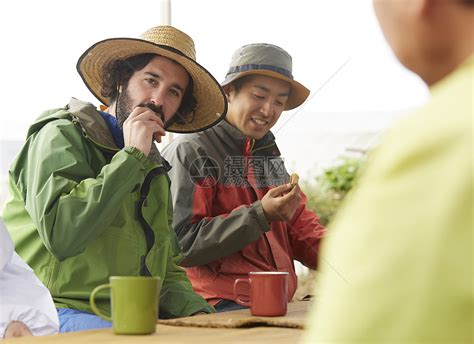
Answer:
[{"left": 138, "top": 102, "right": 165, "bottom": 122}]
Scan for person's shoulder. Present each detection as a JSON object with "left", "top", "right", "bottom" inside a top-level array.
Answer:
[
  {"left": 26, "top": 101, "right": 85, "bottom": 136},
  {"left": 25, "top": 114, "right": 88, "bottom": 155},
  {"left": 36, "top": 117, "right": 80, "bottom": 139},
  {"left": 163, "top": 131, "right": 211, "bottom": 155}
]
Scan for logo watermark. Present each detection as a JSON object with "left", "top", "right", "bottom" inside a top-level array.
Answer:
[{"left": 188, "top": 155, "right": 288, "bottom": 188}]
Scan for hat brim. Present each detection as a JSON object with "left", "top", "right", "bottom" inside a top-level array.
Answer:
[
  {"left": 221, "top": 70, "right": 310, "bottom": 110},
  {"left": 77, "top": 38, "right": 227, "bottom": 133}
]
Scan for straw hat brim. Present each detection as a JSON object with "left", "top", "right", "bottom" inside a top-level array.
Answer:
[
  {"left": 221, "top": 69, "right": 310, "bottom": 110},
  {"left": 77, "top": 38, "right": 227, "bottom": 133}
]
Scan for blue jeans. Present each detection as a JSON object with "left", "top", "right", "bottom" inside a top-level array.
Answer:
[
  {"left": 57, "top": 308, "right": 112, "bottom": 332},
  {"left": 214, "top": 299, "right": 248, "bottom": 313}
]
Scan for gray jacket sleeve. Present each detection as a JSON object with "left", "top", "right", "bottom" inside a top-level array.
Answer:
[{"left": 162, "top": 140, "right": 271, "bottom": 267}]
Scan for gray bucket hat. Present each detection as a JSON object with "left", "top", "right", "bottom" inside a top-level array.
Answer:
[{"left": 221, "top": 43, "right": 310, "bottom": 110}]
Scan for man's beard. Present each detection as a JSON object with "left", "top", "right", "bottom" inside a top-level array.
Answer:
[
  {"left": 115, "top": 89, "right": 133, "bottom": 128},
  {"left": 115, "top": 89, "right": 166, "bottom": 128},
  {"left": 114, "top": 89, "right": 167, "bottom": 164}
]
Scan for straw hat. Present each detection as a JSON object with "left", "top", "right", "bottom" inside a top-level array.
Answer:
[
  {"left": 221, "top": 43, "right": 310, "bottom": 110},
  {"left": 77, "top": 26, "right": 227, "bottom": 133}
]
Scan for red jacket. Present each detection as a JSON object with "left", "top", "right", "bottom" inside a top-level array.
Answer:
[{"left": 162, "top": 120, "right": 326, "bottom": 303}]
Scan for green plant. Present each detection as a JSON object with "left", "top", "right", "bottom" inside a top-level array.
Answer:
[
  {"left": 317, "top": 157, "right": 362, "bottom": 193},
  {"left": 304, "top": 157, "right": 364, "bottom": 226}
]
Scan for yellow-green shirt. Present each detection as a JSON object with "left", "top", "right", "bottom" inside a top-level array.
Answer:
[{"left": 303, "top": 56, "right": 473, "bottom": 343}]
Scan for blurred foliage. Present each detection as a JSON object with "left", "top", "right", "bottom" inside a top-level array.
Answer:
[{"left": 303, "top": 157, "right": 365, "bottom": 226}]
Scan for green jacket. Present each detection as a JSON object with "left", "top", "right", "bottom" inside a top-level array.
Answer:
[{"left": 2, "top": 98, "right": 214, "bottom": 318}]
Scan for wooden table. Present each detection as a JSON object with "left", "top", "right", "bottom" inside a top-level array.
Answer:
[{"left": 4, "top": 301, "right": 311, "bottom": 343}]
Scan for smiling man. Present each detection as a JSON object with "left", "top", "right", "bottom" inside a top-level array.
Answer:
[
  {"left": 2, "top": 25, "right": 227, "bottom": 332},
  {"left": 162, "top": 43, "right": 326, "bottom": 312}
]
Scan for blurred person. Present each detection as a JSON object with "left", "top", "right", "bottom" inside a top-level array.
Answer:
[
  {"left": 2, "top": 25, "right": 227, "bottom": 332},
  {"left": 302, "top": 0, "right": 473, "bottom": 342},
  {"left": 162, "top": 43, "right": 326, "bottom": 312},
  {"left": 0, "top": 219, "right": 59, "bottom": 338}
]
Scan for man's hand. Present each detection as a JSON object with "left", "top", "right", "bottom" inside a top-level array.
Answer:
[
  {"left": 123, "top": 106, "right": 166, "bottom": 156},
  {"left": 261, "top": 183, "right": 301, "bottom": 222},
  {"left": 4, "top": 321, "right": 33, "bottom": 338}
]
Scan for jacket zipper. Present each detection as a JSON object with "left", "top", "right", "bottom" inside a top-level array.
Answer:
[
  {"left": 244, "top": 138, "right": 279, "bottom": 269},
  {"left": 136, "top": 167, "right": 162, "bottom": 276}
]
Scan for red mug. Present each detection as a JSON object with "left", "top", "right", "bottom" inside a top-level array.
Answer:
[{"left": 233, "top": 271, "right": 289, "bottom": 316}]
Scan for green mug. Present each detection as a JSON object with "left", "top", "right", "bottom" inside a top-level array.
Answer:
[{"left": 90, "top": 276, "right": 161, "bottom": 335}]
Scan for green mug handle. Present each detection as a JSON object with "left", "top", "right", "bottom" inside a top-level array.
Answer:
[{"left": 90, "top": 284, "right": 112, "bottom": 321}]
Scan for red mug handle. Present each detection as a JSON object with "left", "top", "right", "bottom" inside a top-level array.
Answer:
[{"left": 233, "top": 278, "right": 251, "bottom": 307}]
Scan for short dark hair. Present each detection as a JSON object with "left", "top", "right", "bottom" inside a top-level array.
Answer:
[
  {"left": 231, "top": 75, "right": 255, "bottom": 94},
  {"left": 101, "top": 53, "right": 196, "bottom": 120}
]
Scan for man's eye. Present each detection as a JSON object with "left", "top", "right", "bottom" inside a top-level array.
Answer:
[
  {"left": 169, "top": 89, "right": 180, "bottom": 97},
  {"left": 145, "top": 78, "right": 157, "bottom": 86},
  {"left": 253, "top": 94, "right": 264, "bottom": 99}
]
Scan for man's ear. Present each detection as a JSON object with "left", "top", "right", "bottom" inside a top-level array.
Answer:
[{"left": 223, "top": 84, "right": 234, "bottom": 102}]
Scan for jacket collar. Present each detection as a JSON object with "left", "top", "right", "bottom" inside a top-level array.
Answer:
[
  {"left": 66, "top": 98, "right": 118, "bottom": 150},
  {"left": 28, "top": 98, "right": 118, "bottom": 151},
  {"left": 68, "top": 98, "right": 169, "bottom": 167},
  {"left": 212, "top": 120, "right": 280, "bottom": 156}
]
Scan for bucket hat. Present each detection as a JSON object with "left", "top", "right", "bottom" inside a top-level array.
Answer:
[
  {"left": 77, "top": 25, "right": 227, "bottom": 133},
  {"left": 221, "top": 43, "right": 309, "bottom": 110}
]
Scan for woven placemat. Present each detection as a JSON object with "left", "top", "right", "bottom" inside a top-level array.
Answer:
[{"left": 157, "top": 301, "right": 311, "bottom": 329}]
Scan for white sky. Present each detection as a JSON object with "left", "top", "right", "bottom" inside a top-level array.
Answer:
[{"left": 0, "top": 0, "right": 430, "bottom": 178}]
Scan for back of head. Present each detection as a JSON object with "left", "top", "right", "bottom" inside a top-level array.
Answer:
[{"left": 373, "top": 0, "right": 474, "bottom": 85}]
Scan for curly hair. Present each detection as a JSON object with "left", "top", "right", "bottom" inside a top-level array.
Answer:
[{"left": 101, "top": 53, "right": 196, "bottom": 122}]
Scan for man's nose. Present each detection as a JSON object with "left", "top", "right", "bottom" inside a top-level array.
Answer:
[
  {"left": 150, "top": 88, "right": 165, "bottom": 107},
  {"left": 260, "top": 100, "right": 273, "bottom": 117}
]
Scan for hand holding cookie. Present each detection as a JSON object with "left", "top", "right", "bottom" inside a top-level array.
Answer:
[{"left": 261, "top": 182, "right": 301, "bottom": 222}]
